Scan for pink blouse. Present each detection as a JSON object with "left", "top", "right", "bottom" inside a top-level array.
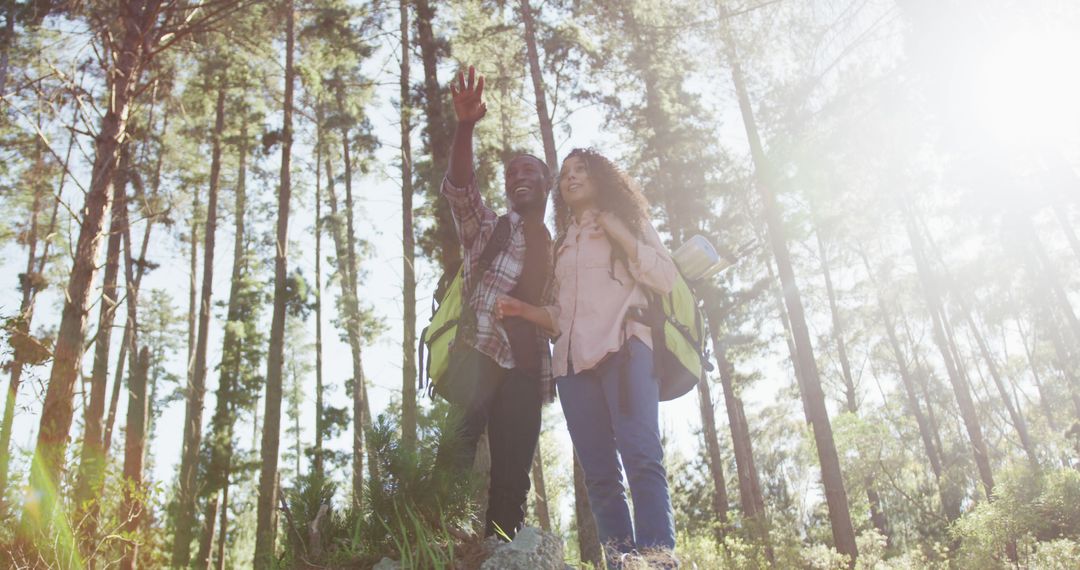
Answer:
[{"left": 543, "top": 209, "right": 678, "bottom": 378}]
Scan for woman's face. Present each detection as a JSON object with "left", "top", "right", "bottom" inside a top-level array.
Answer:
[{"left": 558, "top": 156, "right": 597, "bottom": 211}]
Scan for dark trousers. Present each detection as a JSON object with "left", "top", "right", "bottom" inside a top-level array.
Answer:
[{"left": 437, "top": 348, "right": 542, "bottom": 539}]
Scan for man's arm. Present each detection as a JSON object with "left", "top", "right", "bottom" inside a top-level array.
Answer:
[
  {"left": 441, "top": 66, "right": 493, "bottom": 249},
  {"left": 447, "top": 66, "right": 485, "bottom": 187}
]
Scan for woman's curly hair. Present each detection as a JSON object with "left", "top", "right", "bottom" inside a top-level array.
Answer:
[{"left": 552, "top": 148, "right": 651, "bottom": 244}]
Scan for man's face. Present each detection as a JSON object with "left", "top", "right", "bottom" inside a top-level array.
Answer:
[{"left": 505, "top": 156, "right": 549, "bottom": 213}]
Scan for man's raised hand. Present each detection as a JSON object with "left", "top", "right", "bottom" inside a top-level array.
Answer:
[{"left": 451, "top": 65, "right": 487, "bottom": 125}]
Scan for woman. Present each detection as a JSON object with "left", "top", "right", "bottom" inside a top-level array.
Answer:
[{"left": 497, "top": 148, "right": 678, "bottom": 567}]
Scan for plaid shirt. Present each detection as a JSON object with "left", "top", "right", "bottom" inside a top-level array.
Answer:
[{"left": 441, "top": 176, "right": 556, "bottom": 403}]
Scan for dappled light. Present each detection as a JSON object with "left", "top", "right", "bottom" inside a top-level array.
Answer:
[{"left": 0, "top": 0, "right": 1079, "bottom": 569}]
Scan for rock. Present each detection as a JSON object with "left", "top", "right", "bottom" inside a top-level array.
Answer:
[
  {"left": 372, "top": 557, "right": 401, "bottom": 570},
  {"left": 480, "top": 527, "right": 565, "bottom": 570}
]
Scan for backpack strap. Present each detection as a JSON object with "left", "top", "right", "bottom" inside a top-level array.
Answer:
[
  {"left": 457, "top": 214, "right": 513, "bottom": 345},
  {"left": 478, "top": 215, "right": 513, "bottom": 275}
]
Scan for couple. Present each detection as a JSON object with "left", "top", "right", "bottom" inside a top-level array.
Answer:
[{"left": 437, "top": 66, "right": 678, "bottom": 568}]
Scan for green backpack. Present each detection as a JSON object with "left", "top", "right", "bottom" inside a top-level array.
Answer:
[
  {"left": 645, "top": 270, "right": 713, "bottom": 401},
  {"left": 418, "top": 216, "right": 512, "bottom": 395}
]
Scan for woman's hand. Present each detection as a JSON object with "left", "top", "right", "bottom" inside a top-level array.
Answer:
[
  {"left": 450, "top": 65, "right": 487, "bottom": 125},
  {"left": 596, "top": 211, "right": 639, "bottom": 263}
]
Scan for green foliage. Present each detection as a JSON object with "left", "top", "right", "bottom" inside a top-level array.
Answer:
[
  {"left": 277, "top": 410, "right": 478, "bottom": 568},
  {"left": 952, "top": 466, "right": 1080, "bottom": 568},
  {"left": 357, "top": 413, "right": 478, "bottom": 562}
]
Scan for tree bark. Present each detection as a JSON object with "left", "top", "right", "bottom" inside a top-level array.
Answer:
[
  {"left": 103, "top": 108, "right": 166, "bottom": 458},
  {"left": 254, "top": 2, "right": 294, "bottom": 565},
  {"left": 333, "top": 76, "right": 373, "bottom": 506},
  {"left": 519, "top": 0, "right": 557, "bottom": 171},
  {"left": 414, "top": 0, "right": 459, "bottom": 281},
  {"left": 706, "top": 318, "right": 772, "bottom": 555},
  {"left": 914, "top": 211, "right": 1040, "bottom": 470},
  {"left": 857, "top": 247, "right": 958, "bottom": 521},
  {"left": 530, "top": 447, "right": 552, "bottom": 531},
  {"left": 696, "top": 374, "right": 729, "bottom": 540},
  {"left": 197, "top": 126, "right": 250, "bottom": 568},
  {"left": 574, "top": 452, "right": 603, "bottom": 568},
  {"left": 195, "top": 495, "right": 219, "bottom": 570},
  {"left": 1015, "top": 314, "right": 1058, "bottom": 433},
  {"left": 174, "top": 76, "right": 227, "bottom": 567},
  {"left": 814, "top": 228, "right": 891, "bottom": 541},
  {"left": 313, "top": 105, "right": 326, "bottom": 480},
  {"left": 73, "top": 144, "right": 129, "bottom": 548},
  {"left": 187, "top": 190, "right": 199, "bottom": 411},
  {"left": 23, "top": 0, "right": 158, "bottom": 533},
  {"left": 719, "top": 20, "right": 857, "bottom": 562},
  {"left": 899, "top": 200, "right": 994, "bottom": 498},
  {"left": 215, "top": 471, "right": 230, "bottom": 570},
  {"left": 325, "top": 155, "right": 368, "bottom": 507},
  {"left": 119, "top": 347, "right": 151, "bottom": 570},
  {"left": 400, "top": 0, "right": 418, "bottom": 452}
]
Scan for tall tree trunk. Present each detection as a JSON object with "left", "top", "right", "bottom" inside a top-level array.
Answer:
[
  {"left": 962, "top": 310, "right": 1038, "bottom": 468},
  {"left": 313, "top": 107, "right": 326, "bottom": 480},
  {"left": 104, "top": 84, "right": 163, "bottom": 458},
  {"left": 915, "top": 212, "right": 1040, "bottom": 469},
  {"left": 362, "top": 368, "right": 378, "bottom": 484},
  {"left": 119, "top": 347, "right": 151, "bottom": 570},
  {"left": 764, "top": 254, "right": 811, "bottom": 423},
  {"left": 334, "top": 78, "right": 372, "bottom": 506},
  {"left": 414, "top": 0, "right": 459, "bottom": 282},
  {"left": 857, "top": 247, "right": 958, "bottom": 520},
  {"left": 707, "top": 322, "right": 772, "bottom": 556},
  {"left": 0, "top": 118, "right": 67, "bottom": 511},
  {"left": 530, "top": 448, "right": 552, "bottom": 531},
  {"left": 187, "top": 192, "right": 199, "bottom": 404},
  {"left": 814, "top": 228, "right": 890, "bottom": 540},
  {"left": 23, "top": 0, "right": 154, "bottom": 533},
  {"left": 719, "top": 20, "right": 857, "bottom": 562},
  {"left": 195, "top": 496, "right": 219, "bottom": 570},
  {"left": 519, "top": 0, "right": 557, "bottom": 171},
  {"left": 254, "top": 2, "right": 295, "bottom": 565},
  {"left": 899, "top": 200, "right": 994, "bottom": 498},
  {"left": 174, "top": 77, "right": 227, "bottom": 567},
  {"left": 197, "top": 127, "right": 250, "bottom": 568},
  {"left": 574, "top": 452, "right": 603, "bottom": 568},
  {"left": 73, "top": 146, "right": 129, "bottom": 548},
  {"left": 1014, "top": 314, "right": 1058, "bottom": 433},
  {"left": 696, "top": 375, "right": 730, "bottom": 540},
  {"left": 103, "top": 173, "right": 156, "bottom": 456},
  {"left": 400, "top": 0, "right": 418, "bottom": 452},
  {"left": 215, "top": 467, "right": 230, "bottom": 570},
  {"left": 325, "top": 156, "right": 368, "bottom": 507}
]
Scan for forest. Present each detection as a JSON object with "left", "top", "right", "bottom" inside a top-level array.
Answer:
[{"left": 0, "top": 0, "right": 1079, "bottom": 568}]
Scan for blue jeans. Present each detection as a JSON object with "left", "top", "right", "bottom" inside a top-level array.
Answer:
[{"left": 557, "top": 338, "right": 676, "bottom": 564}]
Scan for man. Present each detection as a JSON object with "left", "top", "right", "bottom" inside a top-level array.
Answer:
[{"left": 436, "top": 65, "right": 554, "bottom": 540}]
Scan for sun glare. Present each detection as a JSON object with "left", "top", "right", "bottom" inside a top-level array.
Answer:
[{"left": 976, "top": 26, "right": 1080, "bottom": 146}]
